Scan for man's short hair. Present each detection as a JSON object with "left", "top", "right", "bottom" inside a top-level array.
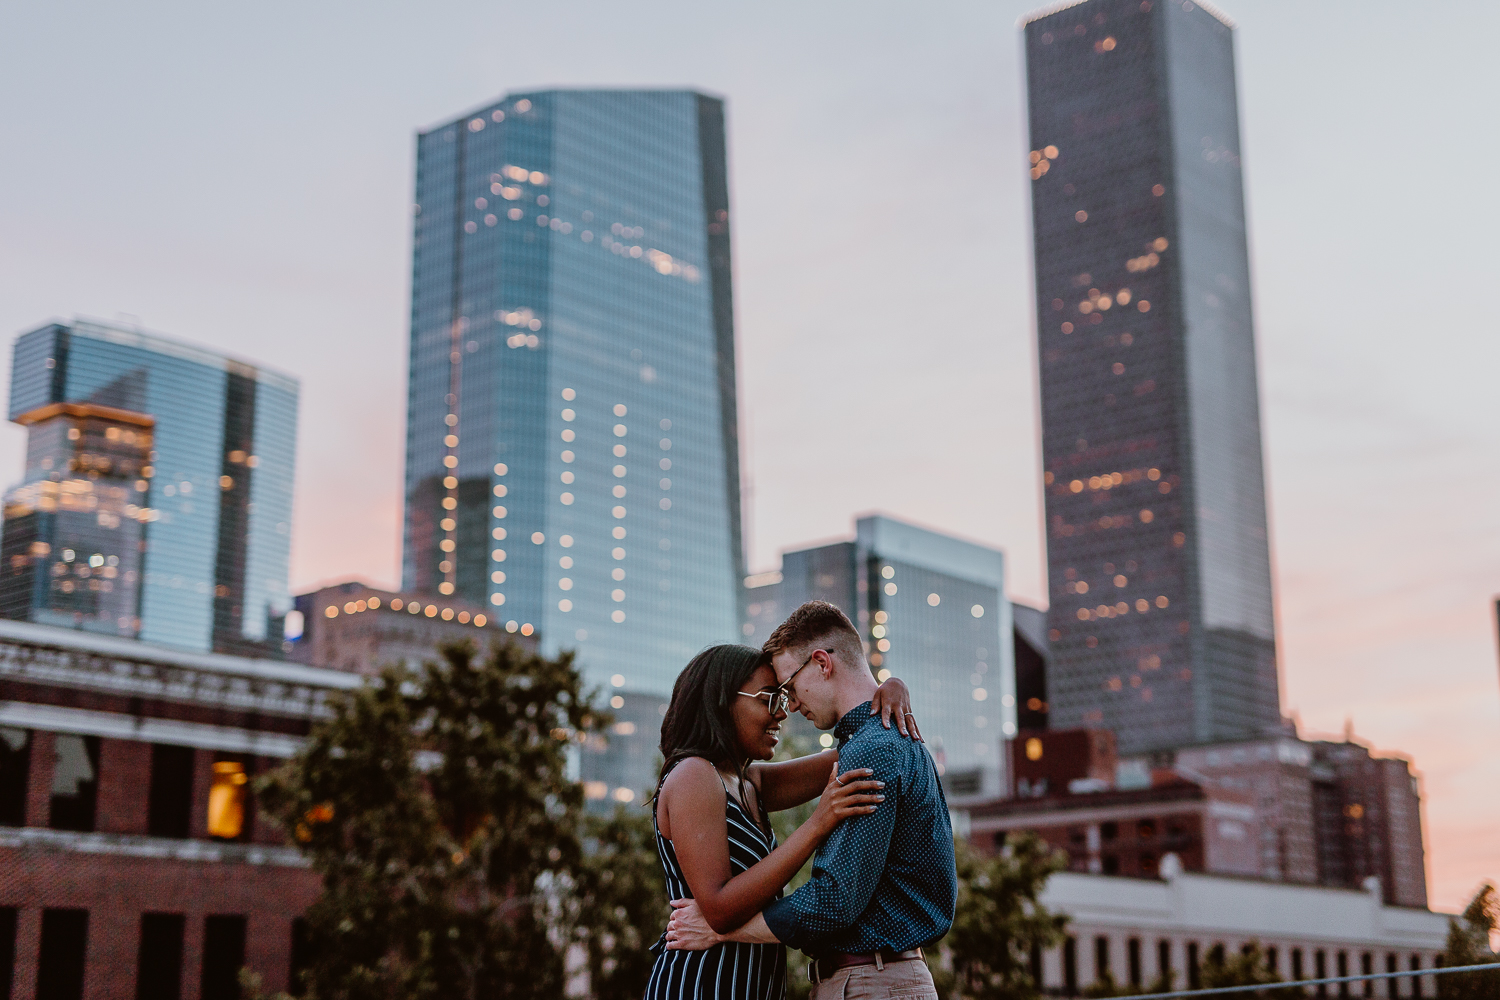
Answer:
[{"left": 762, "top": 601, "right": 864, "bottom": 668}]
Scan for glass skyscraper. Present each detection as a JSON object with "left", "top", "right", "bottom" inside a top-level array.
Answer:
[
  {"left": 743, "top": 515, "right": 1014, "bottom": 799},
  {"left": 2, "top": 319, "right": 299, "bottom": 656},
  {"left": 403, "top": 91, "right": 743, "bottom": 778},
  {"left": 1024, "top": 0, "right": 1279, "bottom": 754}
]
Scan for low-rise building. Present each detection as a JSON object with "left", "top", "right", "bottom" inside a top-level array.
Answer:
[
  {"left": 0, "top": 617, "right": 356, "bottom": 997},
  {"left": 1033, "top": 860, "right": 1448, "bottom": 997}
]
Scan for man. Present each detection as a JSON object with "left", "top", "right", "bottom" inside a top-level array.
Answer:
[{"left": 667, "top": 601, "right": 957, "bottom": 998}]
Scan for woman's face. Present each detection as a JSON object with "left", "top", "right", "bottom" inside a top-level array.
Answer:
[{"left": 730, "top": 663, "right": 787, "bottom": 761}]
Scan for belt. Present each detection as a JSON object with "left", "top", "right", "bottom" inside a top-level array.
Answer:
[{"left": 810, "top": 948, "right": 923, "bottom": 984}]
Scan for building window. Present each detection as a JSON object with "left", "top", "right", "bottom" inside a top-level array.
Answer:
[
  {"left": 1385, "top": 954, "right": 1397, "bottom": 999},
  {"left": 1267, "top": 947, "right": 1279, "bottom": 975},
  {"left": 1064, "top": 937, "right": 1078, "bottom": 995},
  {"left": 1338, "top": 951, "right": 1350, "bottom": 997},
  {"left": 207, "top": 757, "right": 251, "bottom": 841},
  {"left": 1158, "top": 940, "right": 1172, "bottom": 983},
  {"left": 200, "top": 916, "right": 247, "bottom": 1000},
  {"left": 136, "top": 913, "right": 185, "bottom": 1000},
  {"left": 48, "top": 735, "right": 99, "bottom": 832},
  {"left": 289, "top": 918, "right": 315, "bottom": 997},
  {"left": 0, "top": 728, "right": 29, "bottom": 826},
  {"left": 1316, "top": 950, "right": 1328, "bottom": 997},
  {"left": 147, "top": 745, "right": 194, "bottom": 839},
  {"left": 1096, "top": 936, "right": 1111, "bottom": 983},
  {"left": 1102, "top": 854, "right": 1119, "bottom": 875},
  {"left": 37, "top": 908, "right": 89, "bottom": 1000},
  {"left": 0, "top": 907, "right": 16, "bottom": 999},
  {"left": 1292, "top": 948, "right": 1304, "bottom": 983},
  {"left": 1187, "top": 943, "right": 1201, "bottom": 991},
  {"left": 1101, "top": 821, "right": 1118, "bottom": 841},
  {"left": 1362, "top": 953, "right": 1374, "bottom": 997},
  {"left": 1409, "top": 955, "right": 1422, "bottom": 999},
  {"left": 1128, "top": 938, "right": 1142, "bottom": 987}
]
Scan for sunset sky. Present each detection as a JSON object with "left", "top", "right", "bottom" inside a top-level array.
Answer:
[{"left": 2, "top": 0, "right": 1495, "bottom": 912}]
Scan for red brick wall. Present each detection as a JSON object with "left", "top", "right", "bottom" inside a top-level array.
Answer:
[
  {"left": 96, "top": 739, "right": 151, "bottom": 835},
  {"left": 24, "top": 730, "right": 54, "bottom": 828},
  {"left": 0, "top": 847, "right": 319, "bottom": 1000}
]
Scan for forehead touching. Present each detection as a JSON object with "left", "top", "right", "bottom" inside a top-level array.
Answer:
[{"left": 744, "top": 662, "right": 778, "bottom": 691}]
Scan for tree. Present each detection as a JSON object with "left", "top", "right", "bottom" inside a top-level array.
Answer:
[
  {"left": 1197, "top": 942, "right": 1304, "bottom": 1000},
  {"left": 256, "top": 640, "right": 604, "bottom": 1000},
  {"left": 942, "top": 833, "right": 1070, "bottom": 1000},
  {"left": 1440, "top": 883, "right": 1500, "bottom": 1000},
  {"left": 567, "top": 805, "right": 669, "bottom": 1000}
]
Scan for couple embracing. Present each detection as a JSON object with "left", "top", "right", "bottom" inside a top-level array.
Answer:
[{"left": 645, "top": 601, "right": 957, "bottom": 1000}]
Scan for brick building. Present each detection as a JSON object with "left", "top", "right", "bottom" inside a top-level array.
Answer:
[{"left": 0, "top": 617, "right": 357, "bottom": 999}]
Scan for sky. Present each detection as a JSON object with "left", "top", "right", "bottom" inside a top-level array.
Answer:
[{"left": 1, "top": 0, "right": 1496, "bottom": 913}]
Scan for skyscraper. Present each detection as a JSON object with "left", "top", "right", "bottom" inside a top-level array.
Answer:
[
  {"left": 403, "top": 91, "right": 743, "bottom": 750},
  {"left": 743, "top": 514, "right": 1014, "bottom": 798},
  {"left": 1024, "top": 0, "right": 1279, "bottom": 754},
  {"left": 2, "top": 319, "right": 299, "bottom": 655}
]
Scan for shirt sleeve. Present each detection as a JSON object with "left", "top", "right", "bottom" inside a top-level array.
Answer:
[{"left": 762, "top": 740, "right": 902, "bottom": 953}]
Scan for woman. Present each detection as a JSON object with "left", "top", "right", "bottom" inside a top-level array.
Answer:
[{"left": 644, "top": 644, "right": 918, "bottom": 1000}]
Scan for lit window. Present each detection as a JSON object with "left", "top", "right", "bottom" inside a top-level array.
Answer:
[
  {"left": 494, "top": 463, "right": 508, "bottom": 475},
  {"left": 613, "top": 424, "right": 627, "bottom": 437},
  {"left": 207, "top": 760, "right": 248, "bottom": 840},
  {"left": 1075, "top": 210, "right": 1088, "bottom": 223},
  {"left": 559, "top": 600, "right": 572, "bottom": 612},
  {"left": 492, "top": 571, "right": 506, "bottom": 584},
  {"left": 531, "top": 532, "right": 545, "bottom": 544},
  {"left": 561, "top": 493, "right": 574, "bottom": 505},
  {"left": 559, "top": 535, "right": 574, "bottom": 548},
  {"left": 491, "top": 594, "right": 505, "bottom": 606},
  {"left": 614, "top": 444, "right": 627, "bottom": 458},
  {"left": 561, "top": 388, "right": 576, "bottom": 401},
  {"left": 613, "top": 404, "right": 627, "bottom": 417},
  {"left": 1156, "top": 596, "right": 1169, "bottom": 608},
  {"left": 612, "top": 526, "right": 626, "bottom": 539},
  {"left": 927, "top": 593, "right": 940, "bottom": 607},
  {"left": 559, "top": 578, "right": 573, "bottom": 591},
  {"left": 884, "top": 583, "right": 897, "bottom": 596},
  {"left": 611, "top": 568, "right": 625, "bottom": 581},
  {"left": 874, "top": 610, "right": 887, "bottom": 624},
  {"left": 612, "top": 485, "right": 626, "bottom": 499},
  {"left": 611, "top": 610, "right": 625, "bottom": 623},
  {"left": 613, "top": 465, "right": 627, "bottom": 477},
  {"left": 612, "top": 547, "right": 626, "bottom": 560},
  {"left": 561, "top": 429, "right": 575, "bottom": 442},
  {"left": 881, "top": 566, "right": 895, "bottom": 580},
  {"left": 970, "top": 605, "right": 984, "bottom": 618},
  {"left": 612, "top": 589, "right": 625, "bottom": 602}
]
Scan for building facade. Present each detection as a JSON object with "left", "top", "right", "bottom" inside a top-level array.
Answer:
[
  {"left": 1023, "top": 0, "right": 1279, "bottom": 754},
  {"left": 402, "top": 89, "right": 743, "bottom": 718},
  {"left": 742, "top": 515, "right": 1013, "bottom": 798},
  {"left": 0, "top": 617, "right": 354, "bottom": 998},
  {"left": 1031, "top": 862, "right": 1448, "bottom": 997},
  {"left": 288, "top": 580, "right": 520, "bottom": 676},
  {"left": 3, "top": 320, "right": 299, "bottom": 658}
]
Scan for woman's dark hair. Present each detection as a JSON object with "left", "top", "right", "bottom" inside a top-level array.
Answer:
[{"left": 655, "top": 644, "right": 766, "bottom": 809}]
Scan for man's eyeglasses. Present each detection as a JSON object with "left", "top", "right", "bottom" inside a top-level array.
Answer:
[{"left": 737, "top": 648, "right": 832, "bottom": 715}]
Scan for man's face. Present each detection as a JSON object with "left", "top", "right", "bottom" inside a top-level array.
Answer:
[{"left": 770, "top": 646, "right": 838, "bottom": 730}]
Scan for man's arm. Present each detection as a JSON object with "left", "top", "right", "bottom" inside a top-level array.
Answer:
[{"left": 760, "top": 742, "right": 902, "bottom": 952}]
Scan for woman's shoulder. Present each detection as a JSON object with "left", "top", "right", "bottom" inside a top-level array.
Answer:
[{"left": 660, "top": 755, "right": 726, "bottom": 797}]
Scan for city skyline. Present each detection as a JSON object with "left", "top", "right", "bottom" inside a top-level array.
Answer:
[{"left": 0, "top": 0, "right": 1495, "bottom": 912}]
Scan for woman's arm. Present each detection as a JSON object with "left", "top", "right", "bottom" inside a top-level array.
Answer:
[
  {"left": 659, "top": 757, "right": 883, "bottom": 935},
  {"left": 751, "top": 676, "right": 921, "bottom": 812}
]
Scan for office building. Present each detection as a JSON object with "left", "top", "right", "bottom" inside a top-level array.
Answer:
[
  {"left": 1013, "top": 601, "right": 1050, "bottom": 730},
  {"left": 0, "top": 618, "right": 353, "bottom": 997},
  {"left": 2, "top": 320, "right": 299, "bottom": 657},
  {"left": 742, "top": 515, "right": 1014, "bottom": 798},
  {"left": 1023, "top": 0, "right": 1279, "bottom": 754},
  {"left": 1029, "top": 860, "right": 1447, "bottom": 997},
  {"left": 402, "top": 91, "right": 743, "bottom": 746},
  {"left": 288, "top": 580, "right": 525, "bottom": 676}
]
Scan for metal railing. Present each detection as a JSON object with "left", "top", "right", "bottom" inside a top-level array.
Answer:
[{"left": 1107, "top": 962, "right": 1500, "bottom": 1000}]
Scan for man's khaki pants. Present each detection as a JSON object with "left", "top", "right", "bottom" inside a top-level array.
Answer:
[{"left": 809, "top": 958, "right": 938, "bottom": 1000}]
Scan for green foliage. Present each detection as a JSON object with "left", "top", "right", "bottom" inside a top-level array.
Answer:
[
  {"left": 567, "top": 805, "right": 669, "bottom": 1000},
  {"left": 941, "top": 833, "right": 1069, "bottom": 1000},
  {"left": 1198, "top": 942, "right": 1305, "bottom": 1000},
  {"left": 1440, "top": 883, "right": 1500, "bottom": 1000},
  {"left": 256, "top": 640, "right": 604, "bottom": 1000}
]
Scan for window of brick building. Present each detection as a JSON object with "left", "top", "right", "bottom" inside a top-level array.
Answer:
[
  {"left": 136, "top": 913, "right": 185, "bottom": 1000},
  {"left": 147, "top": 745, "right": 194, "bottom": 839},
  {"left": 1102, "top": 854, "right": 1119, "bottom": 875},
  {"left": 289, "top": 918, "right": 314, "bottom": 997},
  {"left": 0, "top": 907, "right": 16, "bottom": 1000},
  {"left": 48, "top": 736, "right": 99, "bottom": 832},
  {"left": 0, "top": 729, "right": 30, "bottom": 826},
  {"left": 1030, "top": 942, "right": 1043, "bottom": 989},
  {"left": 36, "top": 908, "right": 88, "bottom": 1000},
  {"left": 207, "top": 756, "right": 252, "bottom": 841},
  {"left": 1101, "top": 821, "right": 1118, "bottom": 841},
  {"left": 200, "top": 916, "right": 247, "bottom": 1000}
]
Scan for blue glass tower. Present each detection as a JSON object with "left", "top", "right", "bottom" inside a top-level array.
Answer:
[
  {"left": 1024, "top": 0, "right": 1280, "bottom": 754},
  {"left": 2, "top": 319, "right": 299, "bottom": 655},
  {"left": 403, "top": 91, "right": 743, "bottom": 724}
]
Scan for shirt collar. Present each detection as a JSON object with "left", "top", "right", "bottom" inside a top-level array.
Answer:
[{"left": 833, "top": 702, "right": 874, "bottom": 746}]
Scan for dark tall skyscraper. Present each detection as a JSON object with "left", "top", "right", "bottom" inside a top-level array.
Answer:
[
  {"left": 2, "top": 319, "right": 299, "bottom": 655},
  {"left": 1024, "top": 0, "right": 1278, "bottom": 754},
  {"left": 403, "top": 91, "right": 742, "bottom": 775}
]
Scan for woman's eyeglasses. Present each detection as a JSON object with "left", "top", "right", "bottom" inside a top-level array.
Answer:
[{"left": 736, "top": 648, "right": 831, "bottom": 715}]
